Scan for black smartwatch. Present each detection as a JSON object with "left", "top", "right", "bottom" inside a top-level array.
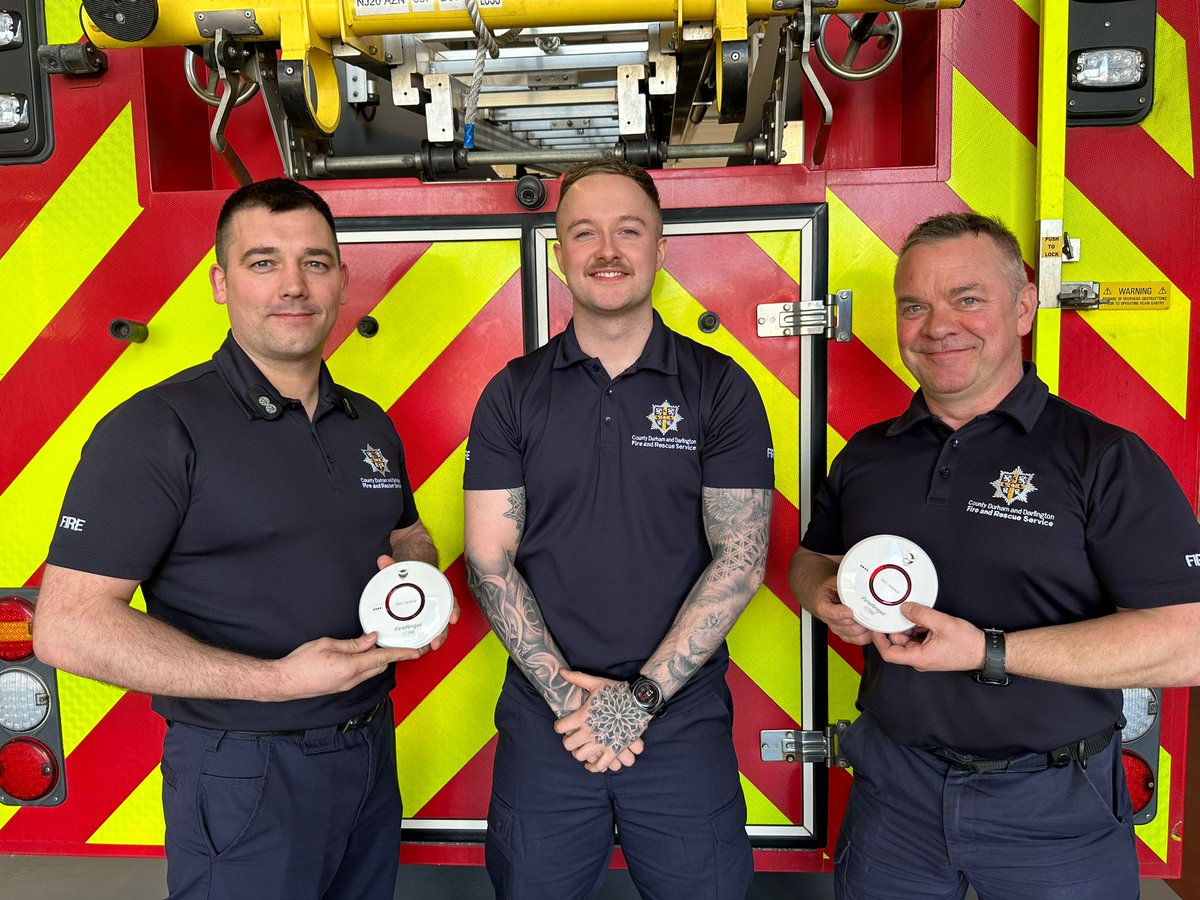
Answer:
[
  {"left": 973, "top": 628, "right": 1010, "bottom": 686},
  {"left": 626, "top": 674, "right": 668, "bottom": 717}
]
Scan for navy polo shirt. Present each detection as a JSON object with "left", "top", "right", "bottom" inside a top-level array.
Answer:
[
  {"left": 48, "top": 333, "right": 419, "bottom": 731},
  {"left": 803, "top": 364, "right": 1200, "bottom": 755},
  {"left": 464, "top": 311, "right": 774, "bottom": 708}
]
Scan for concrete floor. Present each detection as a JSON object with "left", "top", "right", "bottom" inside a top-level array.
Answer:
[{"left": 0, "top": 857, "right": 1184, "bottom": 899}]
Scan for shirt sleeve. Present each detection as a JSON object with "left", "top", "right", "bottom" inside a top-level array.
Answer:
[
  {"left": 46, "top": 391, "right": 193, "bottom": 581},
  {"left": 699, "top": 360, "right": 774, "bottom": 490},
  {"left": 463, "top": 368, "right": 525, "bottom": 490},
  {"left": 392, "top": 433, "right": 421, "bottom": 530},
  {"left": 1085, "top": 432, "right": 1200, "bottom": 608},
  {"left": 800, "top": 448, "right": 849, "bottom": 555}
]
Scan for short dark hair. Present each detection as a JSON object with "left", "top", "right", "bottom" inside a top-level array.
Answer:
[
  {"left": 558, "top": 159, "right": 661, "bottom": 229},
  {"left": 214, "top": 178, "right": 338, "bottom": 268},
  {"left": 898, "top": 212, "right": 1028, "bottom": 297}
]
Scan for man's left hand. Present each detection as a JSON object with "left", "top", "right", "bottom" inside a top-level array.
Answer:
[
  {"left": 872, "top": 602, "right": 986, "bottom": 673},
  {"left": 554, "top": 670, "right": 649, "bottom": 773},
  {"left": 375, "top": 554, "right": 460, "bottom": 652}
]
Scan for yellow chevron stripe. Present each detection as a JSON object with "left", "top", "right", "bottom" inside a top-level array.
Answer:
[
  {"left": 0, "top": 105, "right": 141, "bottom": 378},
  {"left": 328, "top": 241, "right": 520, "bottom": 407},
  {"left": 1061, "top": 180, "right": 1190, "bottom": 416},
  {"left": 727, "top": 585, "right": 800, "bottom": 719},
  {"left": 826, "top": 188, "right": 916, "bottom": 393},
  {"left": 826, "top": 424, "right": 846, "bottom": 471},
  {"left": 1142, "top": 16, "right": 1195, "bottom": 178},
  {"left": 655, "top": 277, "right": 800, "bottom": 511},
  {"left": 948, "top": 69, "right": 1039, "bottom": 262},
  {"left": 413, "top": 440, "right": 467, "bottom": 567},
  {"left": 46, "top": 0, "right": 85, "bottom": 46},
  {"left": 740, "top": 772, "right": 790, "bottom": 825},
  {"left": 396, "top": 632, "right": 508, "bottom": 814},
  {"left": 0, "top": 252, "right": 223, "bottom": 587},
  {"left": 748, "top": 230, "right": 802, "bottom": 284},
  {"left": 948, "top": 71, "right": 1190, "bottom": 415},
  {"left": 1135, "top": 745, "right": 1172, "bottom": 863},
  {"left": 88, "top": 764, "right": 164, "bottom": 845}
]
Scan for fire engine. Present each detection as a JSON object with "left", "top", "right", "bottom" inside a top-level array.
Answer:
[{"left": 0, "top": 0, "right": 1195, "bottom": 880}]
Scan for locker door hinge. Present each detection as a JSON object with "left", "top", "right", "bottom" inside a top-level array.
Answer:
[
  {"left": 760, "top": 720, "right": 851, "bottom": 767},
  {"left": 756, "top": 290, "right": 852, "bottom": 341}
]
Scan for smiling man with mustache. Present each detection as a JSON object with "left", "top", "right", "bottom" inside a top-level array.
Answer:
[{"left": 464, "top": 160, "right": 774, "bottom": 899}]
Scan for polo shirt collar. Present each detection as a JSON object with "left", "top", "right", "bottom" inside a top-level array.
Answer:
[
  {"left": 213, "top": 331, "right": 356, "bottom": 421},
  {"left": 552, "top": 309, "right": 677, "bottom": 375},
  {"left": 886, "top": 362, "right": 1048, "bottom": 436}
]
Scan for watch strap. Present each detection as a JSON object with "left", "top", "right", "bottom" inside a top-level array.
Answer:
[{"left": 973, "top": 628, "right": 1010, "bottom": 686}]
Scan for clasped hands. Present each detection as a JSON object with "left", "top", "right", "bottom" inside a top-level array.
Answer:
[{"left": 553, "top": 670, "right": 650, "bottom": 774}]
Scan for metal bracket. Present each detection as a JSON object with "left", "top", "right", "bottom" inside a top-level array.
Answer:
[
  {"left": 757, "top": 290, "right": 851, "bottom": 340},
  {"left": 1059, "top": 281, "right": 1100, "bottom": 310},
  {"left": 829, "top": 289, "right": 852, "bottom": 341},
  {"left": 194, "top": 8, "right": 261, "bottom": 39},
  {"left": 617, "top": 64, "right": 648, "bottom": 136},
  {"left": 761, "top": 721, "right": 851, "bottom": 766}
]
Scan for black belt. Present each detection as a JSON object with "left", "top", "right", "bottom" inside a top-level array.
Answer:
[
  {"left": 929, "top": 724, "right": 1118, "bottom": 774},
  {"left": 224, "top": 698, "right": 388, "bottom": 739}
]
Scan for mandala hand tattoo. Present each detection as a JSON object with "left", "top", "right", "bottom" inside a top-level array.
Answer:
[{"left": 586, "top": 684, "right": 650, "bottom": 751}]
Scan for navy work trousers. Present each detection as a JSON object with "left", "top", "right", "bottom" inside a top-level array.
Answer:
[
  {"left": 486, "top": 677, "right": 753, "bottom": 900},
  {"left": 161, "top": 700, "right": 403, "bottom": 900},
  {"left": 835, "top": 710, "right": 1138, "bottom": 900}
]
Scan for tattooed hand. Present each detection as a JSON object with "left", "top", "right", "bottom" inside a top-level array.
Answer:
[{"left": 554, "top": 670, "right": 649, "bottom": 773}]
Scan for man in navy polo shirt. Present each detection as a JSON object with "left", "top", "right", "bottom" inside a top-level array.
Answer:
[
  {"left": 791, "top": 212, "right": 1200, "bottom": 899},
  {"left": 463, "top": 159, "right": 774, "bottom": 899},
  {"left": 35, "top": 178, "right": 455, "bottom": 900}
]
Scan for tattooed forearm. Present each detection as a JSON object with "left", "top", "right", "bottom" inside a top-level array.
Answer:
[
  {"left": 586, "top": 684, "right": 650, "bottom": 751},
  {"left": 502, "top": 488, "right": 526, "bottom": 542},
  {"left": 647, "top": 487, "right": 773, "bottom": 697},
  {"left": 465, "top": 558, "right": 580, "bottom": 715}
]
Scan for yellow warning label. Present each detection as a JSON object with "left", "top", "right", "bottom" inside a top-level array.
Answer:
[
  {"left": 1041, "top": 236, "right": 1062, "bottom": 258},
  {"left": 1098, "top": 282, "right": 1171, "bottom": 309}
]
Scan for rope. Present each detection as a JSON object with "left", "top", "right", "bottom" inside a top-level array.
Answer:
[{"left": 464, "top": 0, "right": 522, "bottom": 148}]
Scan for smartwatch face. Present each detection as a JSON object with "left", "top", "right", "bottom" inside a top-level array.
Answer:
[{"left": 631, "top": 678, "right": 662, "bottom": 710}]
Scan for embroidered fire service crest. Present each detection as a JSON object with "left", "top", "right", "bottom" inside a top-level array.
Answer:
[
  {"left": 361, "top": 445, "right": 392, "bottom": 476},
  {"left": 646, "top": 400, "right": 683, "bottom": 435},
  {"left": 990, "top": 466, "right": 1037, "bottom": 505}
]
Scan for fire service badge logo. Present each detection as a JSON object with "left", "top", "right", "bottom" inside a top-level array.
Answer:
[
  {"left": 646, "top": 400, "right": 683, "bottom": 435},
  {"left": 990, "top": 466, "right": 1037, "bottom": 505}
]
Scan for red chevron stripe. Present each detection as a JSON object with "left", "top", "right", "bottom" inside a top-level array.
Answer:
[
  {"left": 390, "top": 557, "right": 493, "bottom": 723},
  {"left": 660, "top": 233, "right": 803, "bottom": 396},
  {"left": 1059, "top": 312, "right": 1197, "bottom": 495},
  {"left": 729, "top": 662, "right": 804, "bottom": 821},
  {"left": 827, "top": 339, "right": 912, "bottom": 440},
  {"left": 0, "top": 197, "right": 220, "bottom": 497},
  {"left": 385, "top": 276, "right": 524, "bottom": 489},
  {"left": 413, "top": 733, "right": 497, "bottom": 820},
  {"left": 832, "top": 181, "right": 970, "bottom": 253},
  {"left": 1065, "top": 116, "right": 1199, "bottom": 311},
  {"left": 0, "top": 691, "right": 163, "bottom": 848},
  {"left": 765, "top": 494, "right": 801, "bottom": 617}
]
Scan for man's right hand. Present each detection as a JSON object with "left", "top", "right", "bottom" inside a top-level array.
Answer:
[
  {"left": 271, "top": 633, "right": 423, "bottom": 701},
  {"left": 808, "top": 575, "right": 873, "bottom": 646}
]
